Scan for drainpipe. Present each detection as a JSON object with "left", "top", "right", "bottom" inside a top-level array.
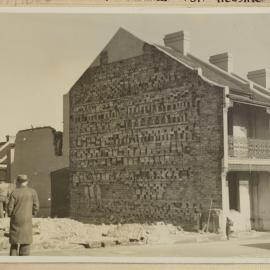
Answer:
[{"left": 221, "top": 86, "right": 232, "bottom": 236}]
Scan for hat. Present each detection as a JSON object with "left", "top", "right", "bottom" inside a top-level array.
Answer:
[{"left": 17, "top": 174, "right": 28, "bottom": 182}]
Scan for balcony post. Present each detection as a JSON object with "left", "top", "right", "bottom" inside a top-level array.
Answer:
[{"left": 221, "top": 86, "right": 233, "bottom": 235}]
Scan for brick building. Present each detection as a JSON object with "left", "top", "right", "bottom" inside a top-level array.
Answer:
[
  {"left": 11, "top": 127, "right": 68, "bottom": 217},
  {"left": 67, "top": 28, "right": 270, "bottom": 232}
]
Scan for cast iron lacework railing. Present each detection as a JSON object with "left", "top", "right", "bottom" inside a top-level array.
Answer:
[{"left": 228, "top": 136, "right": 270, "bottom": 159}]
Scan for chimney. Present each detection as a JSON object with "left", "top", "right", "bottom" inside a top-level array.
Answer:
[
  {"left": 209, "top": 52, "right": 233, "bottom": 73},
  {"left": 163, "top": 31, "right": 190, "bottom": 55},
  {"left": 247, "top": 68, "right": 270, "bottom": 89}
]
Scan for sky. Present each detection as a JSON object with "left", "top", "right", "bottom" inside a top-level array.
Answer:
[{"left": 0, "top": 11, "right": 270, "bottom": 141}]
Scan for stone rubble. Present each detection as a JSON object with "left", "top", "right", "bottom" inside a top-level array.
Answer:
[{"left": 0, "top": 218, "right": 224, "bottom": 252}]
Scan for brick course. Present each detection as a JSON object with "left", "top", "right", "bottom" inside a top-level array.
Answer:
[{"left": 69, "top": 44, "right": 224, "bottom": 228}]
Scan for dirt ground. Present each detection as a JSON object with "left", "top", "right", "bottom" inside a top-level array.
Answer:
[
  {"left": 0, "top": 217, "right": 221, "bottom": 251},
  {"left": 1, "top": 217, "right": 268, "bottom": 257}
]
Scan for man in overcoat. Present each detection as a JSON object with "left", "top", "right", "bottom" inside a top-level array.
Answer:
[{"left": 7, "top": 174, "right": 39, "bottom": 256}]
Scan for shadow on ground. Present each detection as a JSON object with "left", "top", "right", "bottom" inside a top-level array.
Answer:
[{"left": 242, "top": 243, "right": 270, "bottom": 251}]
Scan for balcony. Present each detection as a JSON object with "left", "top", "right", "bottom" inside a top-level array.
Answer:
[{"left": 228, "top": 136, "right": 270, "bottom": 159}]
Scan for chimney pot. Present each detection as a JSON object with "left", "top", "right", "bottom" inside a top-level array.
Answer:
[
  {"left": 209, "top": 52, "right": 233, "bottom": 73},
  {"left": 247, "top": 68, "right": 270, "bottom": 89},
  {"left": 163, "top": 31, "right": 190, "bottom": 55}
]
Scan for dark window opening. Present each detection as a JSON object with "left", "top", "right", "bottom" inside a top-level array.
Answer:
[{"left": 228, "top": 178, "right": 240, "bottom": 211}]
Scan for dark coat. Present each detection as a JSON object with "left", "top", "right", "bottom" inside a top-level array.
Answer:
[{"left": 7, "top": 186, "right": 39, "bottom": 244}]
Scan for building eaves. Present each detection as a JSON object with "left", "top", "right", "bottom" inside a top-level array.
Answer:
[
  {"left": 154, "top": 44, "right": 247, "bottom": 90},
  {"left": 229, "top": 93, "right": 270, "bottom": 108},
  {"left": 153, "top": 44, "right": 225, "bottom": 89},
  {"left": 121, "top": 27, "right": 270, "bottom": 106},
  {"left": 153, "top": 43, "right": 270, "bottom": 106}
]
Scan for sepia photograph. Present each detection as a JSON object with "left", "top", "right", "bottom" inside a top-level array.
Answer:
[{"left": 0, "top": 9, "right": 270, "bottom": 261}]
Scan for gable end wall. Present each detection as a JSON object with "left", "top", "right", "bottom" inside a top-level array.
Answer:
[{"left": 69, "top": 45, "right": 224, "bottom": 228}]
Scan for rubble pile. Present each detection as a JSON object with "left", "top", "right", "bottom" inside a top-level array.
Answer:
[
  {"left": 0, "top": 218, "right": 117, "bottom": 251},
  {"left": 106, "top": 224, "right": 146, "bottom": 241},
  {"left": 106, "top": 222, "right": 186, "bottom": 244},
  {"left": 32, "top": 218, "right": 118, "bottom": 250},
  {"left": 143, "top": 222, "right": 185, "bottom": 244},
  {"left": 0, "top": 218, "right": 215, "bottom": 252}
]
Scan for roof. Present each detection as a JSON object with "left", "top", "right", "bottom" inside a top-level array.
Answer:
[
  {"left": 82, "top": 27, "right": 270, "bottom": 108},
  {"left": 153, "top": 44, "right": 270, "bottom": 107}
]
